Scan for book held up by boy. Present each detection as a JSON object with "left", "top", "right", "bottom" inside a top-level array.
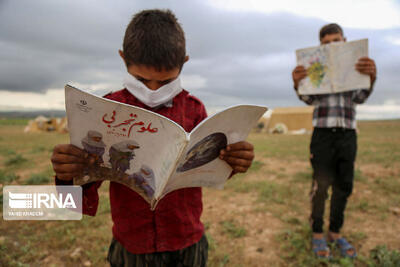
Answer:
[
  {"left": 65, "top": 84, "right": 267, "bottom": 210},
  {"left": 296, "top": 39, "right": 370, "bottom": 95}
]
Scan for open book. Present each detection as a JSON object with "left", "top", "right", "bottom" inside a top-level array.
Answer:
[
  {"left": 296, "top": 38, "right": 370, "bottom": 95},
  {"left": 65, "top": 85, "right": 267, "bottom": 209}
]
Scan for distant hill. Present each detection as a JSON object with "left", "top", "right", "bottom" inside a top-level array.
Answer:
[{"left": 0, "top": 110, "right": 66, "bottom": 118}]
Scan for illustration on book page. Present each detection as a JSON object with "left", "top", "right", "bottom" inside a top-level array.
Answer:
[{"left": 296, "top": 45, "right": 332, "bottom": 95}]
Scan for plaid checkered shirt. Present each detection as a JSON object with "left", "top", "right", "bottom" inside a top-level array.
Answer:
[{"left": 297, "top": 88, "right": 373, "bottom": 129}]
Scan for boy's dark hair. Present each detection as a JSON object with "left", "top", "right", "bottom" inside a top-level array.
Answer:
[
  {"left": 319, "top": 23, "right": 343, "bottom": 40},
  {"left": 122, "top": 9, "right": 186, "bottom": 71}
]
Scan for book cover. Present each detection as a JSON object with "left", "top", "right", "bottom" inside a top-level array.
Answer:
[
  {"left": 65, "top": 85, "right": 267, "bottom": 209},
  {"left": 296, "top": 39, "right": 370, "bottom": 95}
]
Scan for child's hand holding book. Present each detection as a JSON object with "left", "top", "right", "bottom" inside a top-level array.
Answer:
[
  {"left": 219, "top": 141, "right": 254, "bottom": 175},
  {"left": 51, "top": 144, "right": 94, "bottom": 181}
]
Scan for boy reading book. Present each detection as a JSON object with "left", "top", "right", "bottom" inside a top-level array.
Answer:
[
  {"left": 51, "top": 9, "right": 255, "bottom": 266},
  {"left": 292, "top": 23, "right": 377, "bottom": 259}
]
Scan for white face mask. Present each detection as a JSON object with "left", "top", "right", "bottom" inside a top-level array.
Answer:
[{"left": 123, "top": 74, "right": 182, "bottom": 108}]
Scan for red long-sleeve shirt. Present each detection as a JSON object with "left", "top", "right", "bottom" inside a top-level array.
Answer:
[{"left": 56, "top": 89, "right": 208, "bottom": 254}]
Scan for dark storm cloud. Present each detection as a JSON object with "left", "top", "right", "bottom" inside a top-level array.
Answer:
[
  {"left": 0, "top": 0, "right": 399, "bottom": 110},
  {"left": 0, "top": 0, "right": 127, "bottom": 92}
]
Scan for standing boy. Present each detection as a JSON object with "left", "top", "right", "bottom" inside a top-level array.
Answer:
[
  {"left": 292, "top": 23, "right": 377, "bottom": 258},
  {"left": 51, "top": 9, "right": 255, "bottom": 266}
]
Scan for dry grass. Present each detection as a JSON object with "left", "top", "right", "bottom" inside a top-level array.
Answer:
[{"left": 0, "top": 119, "right": 399, "bottom": 266}]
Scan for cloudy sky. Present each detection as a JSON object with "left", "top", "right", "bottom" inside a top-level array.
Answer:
[{"left": 0, "top": 0, "right": 399, "bottom": 119}]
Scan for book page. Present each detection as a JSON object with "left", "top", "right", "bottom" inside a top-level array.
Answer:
[
  {"left": 296, "top": 44, "right": 333, "bottom": 95},
  {"left": 160, "top": 105, "right": 268, "bottom": 197},
  {"left": 65, "top": 85, "right": 187, "bottom": 202},
  {"left": 330, "top": 39, "right": 370, "bottom": 93}
]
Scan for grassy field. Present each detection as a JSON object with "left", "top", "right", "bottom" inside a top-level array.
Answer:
[{"left": 0, "top": 119, "right": 399, "bottom": 266}]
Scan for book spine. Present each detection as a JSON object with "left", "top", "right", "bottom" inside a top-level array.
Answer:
[
  {"left": 329, "top": 44, "right": 335, "bottom": 92},
  {"left": 150, "top": 199, "right": 157, "bottom": 211},
  {"left": 155, "top": 136, "right": 189, "bottom": 200}
]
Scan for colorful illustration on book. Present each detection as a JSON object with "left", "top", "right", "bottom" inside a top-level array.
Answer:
[
  {"left": 177, "top": 132, "right": 227, "bottom": 172},
  {"left": 109, "top": 140, "right": 140, "bottom": 175},
  {"left": 296, "top": 45, "right": 330, "bottom": 93},
  {"left": 102, "top": 110, "right": 158, "bottom": 138},
  {"left": 307, "top": 59, "right": 327, "bottom": 88},
  {"left": 128, "top": 165, "right": 155, "bottom": 198}
]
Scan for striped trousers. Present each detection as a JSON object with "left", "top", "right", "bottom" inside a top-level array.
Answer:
[{"left": 107, "top": 235, "right": 208, "bottom": 267}]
